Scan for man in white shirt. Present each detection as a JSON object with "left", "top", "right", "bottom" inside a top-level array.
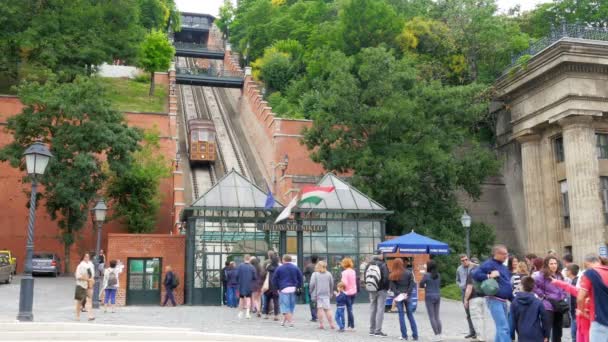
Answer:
[{"left": 75, "top": 253, "right": 94, "bottom": 321}]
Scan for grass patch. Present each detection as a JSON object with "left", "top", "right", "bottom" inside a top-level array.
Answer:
[
  {"left": 440, "top": 283, "right": 462, "bottom": 301},
  {"left": 99, "top": 77, "right": 167, "bottom": 113}
]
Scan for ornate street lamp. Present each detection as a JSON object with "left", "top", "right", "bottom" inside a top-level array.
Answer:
[
  {"left": 17, "top": 142, "right": 52, "bottom": 322},
  {"left": 461, "top": 210, "right": 472, "bottom": 257},
  {"left": 91, "top": 199, "right": 107, "bottom": 309}
]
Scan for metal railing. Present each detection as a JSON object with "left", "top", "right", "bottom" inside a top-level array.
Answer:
[
  {"left": 176, "top": 67, "right": 244, "bottom": 78},
  {"left": 174, "top": 42, "right": 224, "bottom": 52},
  {"left": 180, "top": 18, "right": 210, "bottom": 29},
  {"left": 507, "top": 23, "right": 608, "bottom": 72}
]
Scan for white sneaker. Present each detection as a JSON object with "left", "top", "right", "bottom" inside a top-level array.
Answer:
[
  {"left": 246, "top": 312, "right": 251, "bottom": 319},
  {"left": 237, "top": 311, "right": 243, "bottom": 319}
]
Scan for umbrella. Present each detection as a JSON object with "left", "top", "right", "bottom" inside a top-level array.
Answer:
[{"left": 377, "top": 231, "right": 450, "bottom": 255}]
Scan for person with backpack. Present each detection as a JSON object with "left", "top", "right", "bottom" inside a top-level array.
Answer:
[
  {"left": 162, "top": 265, "right": 178, "bottom": 306},
  {"left": 365, "top": 251, "right": 390, "bottom": 337},
  {"left": 472, "top": 245, "right": 513, "bottom": 342},
  {"left": 101, "top": 260, "right": 123, "bottom": 313},
  {"left": 533, "top": 256, "right": 568, "bottom": 342},
  {"left": 263, "top": 255, "right": 280, "bottom": 320}
]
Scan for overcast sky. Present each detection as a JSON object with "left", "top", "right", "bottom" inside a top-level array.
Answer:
[{"left": 175, "top": 0, "right": 550, "bottom": 17}]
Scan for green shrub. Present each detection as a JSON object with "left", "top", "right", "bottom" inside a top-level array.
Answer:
[
  {"left": 440, "top": 283, "right": 462, "bottom": 301},
  {"left": 133, "top": 73, "right": 151, "bottom": 83}
]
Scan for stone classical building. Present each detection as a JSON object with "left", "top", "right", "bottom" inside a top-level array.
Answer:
[{"left": 494, "top": 30, "right": 608, "bottom": 262}]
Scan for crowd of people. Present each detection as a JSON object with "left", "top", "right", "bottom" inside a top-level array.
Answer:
[
  {"left": 457, "top": 245, "right": 608, "bottom": 342},
  {"left": 73, "top": 245, "right": 608, "bottom": 342}
]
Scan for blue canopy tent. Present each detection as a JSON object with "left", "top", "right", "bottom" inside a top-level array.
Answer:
[{"left": 377, "top": 231, "right": 450, "bottom": 255}]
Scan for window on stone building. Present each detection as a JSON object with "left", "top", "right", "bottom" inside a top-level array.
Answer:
[
  {"left": 601, "top": 177, "right": 608, "bottom": 223},
  {"left": 597, "top": 134, "right": 608, "bottom": 159},
  {"left": 560, "top": 180, "right": 570, "bottom": 228},
  {"left": 564, "top": 245, "right": 572, "bottom": 256},
  {"left": 555, "top": 137, "right": 565, "bottom": 162}
]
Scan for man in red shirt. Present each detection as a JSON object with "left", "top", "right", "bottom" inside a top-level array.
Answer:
[{"left": 577, "top": 254, "right": 608, "bottom": 341}]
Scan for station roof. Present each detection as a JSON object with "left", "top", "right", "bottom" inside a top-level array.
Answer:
[
  {"left": 189, "top": 170, "right": 284, "bottom": 210},
  {"left": 295, "top": 173, "right": 390, "bottom": 214}
]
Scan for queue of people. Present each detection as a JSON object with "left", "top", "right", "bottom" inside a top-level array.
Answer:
[{"left": 460, "top": 244, "right": 608, "bottom": 342}]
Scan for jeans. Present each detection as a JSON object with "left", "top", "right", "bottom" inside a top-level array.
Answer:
[
  {"left": 227, "top": 287, "right": 238, "bottom": 308},
  {"left": 346, "top": 295, "right": 355, "bottom": 328},
  {"left": 571, "top": 312, "right": 577, "bottom": 342},
  {"left": 306, "top": 283, "right": 317, "bottom": 320},
  {"left": 335, "top": 307, "right": 346, "bottom": 330},
  {"left": 104, "top": 288, "right": 116, "bottom": 304},
  {"left": 397, "top": 299, "right": 418, "bottom": 339},
  {"left": 487, "top": 297, "right": 510, "bottom": 342},
  {"left": 369, "top": 290, "right": 387, "bottom": 334},
  {"left": 263, "top": 291, "right": 279, "bottom": 315},
  {"left": 590, "top": 321, "right": 608, "bottom": 342},
  {"left": 546, "top": 310, "right": 564, "bottom": 342},
  {"left": 279, "top": 292, "right": 296, "bottom": 314},
  {"left": 461, "top": 289, "right": 476, "bottom": 336},
  {"left": 469, "top": 297, "right": 487, "bottom": 341},
  {"left": 163, "top": 286, "right": 176, "bottom": 306},
  {"left": 425, "top": 294, "right": 442, "bottom": 335}
]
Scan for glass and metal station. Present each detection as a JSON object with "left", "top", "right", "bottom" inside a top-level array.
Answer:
[{"left": 181, "top": 171, "right": 391, "bottom": 305}]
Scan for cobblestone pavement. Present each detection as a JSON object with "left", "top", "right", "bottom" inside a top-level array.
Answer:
[{"left": 0, "top": 276, "right": 573, "bottom": 341}]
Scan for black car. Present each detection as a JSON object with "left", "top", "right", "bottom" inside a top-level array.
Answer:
[{"left": 32, "top": 252, "right": 61, "bottom": 277}]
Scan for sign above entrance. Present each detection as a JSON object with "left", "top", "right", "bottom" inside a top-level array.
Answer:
[{"left": 256, "top": 223, "right": 327, "bottom": 232}]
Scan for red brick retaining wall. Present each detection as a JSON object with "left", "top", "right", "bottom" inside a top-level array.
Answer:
[{"left": 107, "top": 233, "right": 185, "bottom": 305}]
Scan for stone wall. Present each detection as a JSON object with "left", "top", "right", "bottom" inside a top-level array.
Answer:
[{"left": 107, "top": 233, "right": 185, "bottom": 305}]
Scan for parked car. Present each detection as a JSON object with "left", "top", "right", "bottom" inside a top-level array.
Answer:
[
  {"left": 0, "top": 250, "right": 17, "bottom": 275},
  {"left": 32, "top": 252, "right": 61, "bottom": 277},
  {"left": 0, "top": 255, "right": 12, "bottom": 284}
]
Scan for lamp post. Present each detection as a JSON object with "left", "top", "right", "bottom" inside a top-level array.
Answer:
[
  {"left": 91, "top": 199, "right": 107, "bottom": 309},
  {"left": 461, "top": 210, "right": 472, "bottom": 257},
  {"left": 17, "top": 142, "right": 52, "bottom": 322}
]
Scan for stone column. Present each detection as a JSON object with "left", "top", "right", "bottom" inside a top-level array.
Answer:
[
  {"left": 517, "top": 134, "right": 547, "bottom": 255},
  {"left": 560, "top": 116, "right": 605, "bottom": 262}
]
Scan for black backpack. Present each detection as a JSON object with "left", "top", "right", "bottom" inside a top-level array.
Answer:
[{"left": 171, "top": 274, "right": 180, "bottom": 289}]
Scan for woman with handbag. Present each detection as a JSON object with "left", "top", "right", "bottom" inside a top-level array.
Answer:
[
  {"left": 390, "top": 258, "right": 418, "bottom": 341},
  {"left": 262, "top": 255, "right": 280, "bottom": 320},
  {"left": 250, "top": 257, "right": 265, "bottom": 317},
  {"left": 533, "top": 256, "right": 568, "bottom": 342}
]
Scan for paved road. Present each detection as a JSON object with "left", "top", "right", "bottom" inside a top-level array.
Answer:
[{"left": 0, "top": 276, "right": 573, "bottom": 341}]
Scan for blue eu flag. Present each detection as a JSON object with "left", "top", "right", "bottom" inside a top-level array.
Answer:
[{"left": 264, "top": 184, "right": 275, "bottom": 210}]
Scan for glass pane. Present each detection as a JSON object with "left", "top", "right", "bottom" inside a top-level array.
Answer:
[
  {"left": 146, "top": 259, "right": 160, "bottom": 274},
  {"left": 129, "top": 274, "right": 144, "bottom": 290},
  {"left": 359, "top": 221, "right": 373, "bottom": 236},
  {"left": 359, "top": 237, "right": 375, "bottom": 254},
  {"left": 343, "top": 221, "right": 357, "bottom": 236},
  {"left": 205, "top": 270, "right": 221, "bottom": 288},
  {"left": 372, "top": 222, "right": 381, "bottom": 237},
  {"left": 359, "top": 255, "right": 372, "bottom": 280},
  {"left": 329, "top": 236, "right": 356, "bottom": 253},
  {"left": 129, "top": 260, "right": 144, "bottom": 273},
  {"left": 145, "top": 274, "right": 160, "bottom": 290},
  {"left": 311, "top": 236, "right": 327, "bottom": 253},
  {"left": 327, "top": 221, "right": 341, "bottom": 236},
  {"left": 303, "top": 236, "right": 311, "bottom": 254},
  {"left": 287, "top": 236, "right": 297, "bottom": 254}
]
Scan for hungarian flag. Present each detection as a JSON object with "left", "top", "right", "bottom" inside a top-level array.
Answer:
[{"left": 298, "top": 186, "right": 335, "bottom": 206}]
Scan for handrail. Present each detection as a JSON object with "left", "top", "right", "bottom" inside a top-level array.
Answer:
[
  {"left": 175, "top": 67, "right": 244, "bottom": 78},
  {"left": 174, "top": 42, "right": 224, "bottom": 52},
  {"left": 505, "top": 23, "right": 608, "bottom": 74}
]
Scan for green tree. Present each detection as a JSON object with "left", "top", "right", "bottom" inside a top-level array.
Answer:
[
  {"left": 302, "top": 47, "right": 499, "bottom": 246},
  {"left": 0, "top": 0, "right": 145, "bottom": 82},
  {"left": 137, "top": 30, "right": 175, "bottom": 96},
  {"left": 0, "top": 76, "right": 142, "bottom": 272},
  {"left": 138, "top": 0, "right": 180, "bottom": 32},
  {"left": 106, "top": 129, "right": 171, "bottom": 233},
  {"left": 217, "top": 0, "right": 235, "bottom": 36},
  {"left": 338, "top": 0, "right": 402, "bottom": 55}
]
